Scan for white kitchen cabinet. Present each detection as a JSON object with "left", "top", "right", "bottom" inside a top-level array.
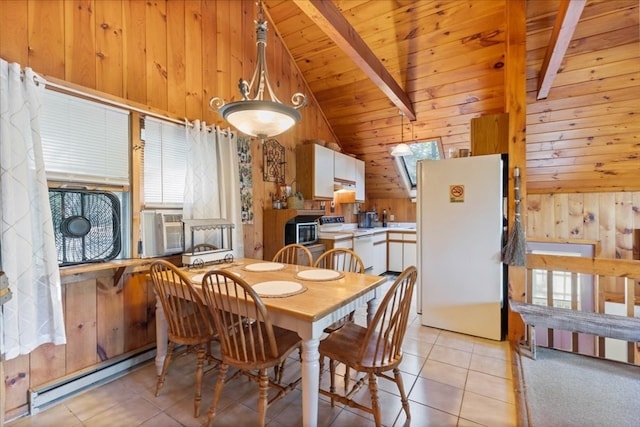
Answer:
[
  {"left": 403, "top": 233, "right": 417, "bottom": 268},
  {"left": 333, "top": 236, "right": 353, "bottom": 250},
  {"left": 387, "top": 231, "right": 416, "bottom": 272},
  {"left": 372, "top": 231, "right": 387, "bottom": 275},
  {"left": 296, "top": 144, "right": 335, "bottom": 200},
  {"left": 388, "top": 232, "right": 404, "bottom": 272},
  {"left": 355, "top": 158, "right": 365, "bottom": 202},
  {"left": 334, "top": 151, "right": 356, "bottom": 183}
]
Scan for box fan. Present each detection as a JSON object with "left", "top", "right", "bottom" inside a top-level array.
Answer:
[{"left": 49, "top": 189, "right": 122, "bottom": 266}]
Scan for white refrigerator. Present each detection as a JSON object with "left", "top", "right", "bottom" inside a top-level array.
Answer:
[{"left": 417, "top": 154, "right": 506, "bottom": 341}]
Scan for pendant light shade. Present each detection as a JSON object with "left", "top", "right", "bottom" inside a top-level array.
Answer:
[
  {"left": 391, "top": 111, "right": 413, "bottom": 157},
  {"left": 209, "top": 2, "right": 306, "bottom": 139},
  {"left": 391, "top": 143, "right": 413, "bottom": 156}
]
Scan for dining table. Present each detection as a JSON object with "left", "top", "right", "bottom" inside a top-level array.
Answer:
[{"left": 153, "top": 257, "right": 388, "bottom": 427}]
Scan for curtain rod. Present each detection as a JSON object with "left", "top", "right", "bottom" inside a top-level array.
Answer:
[{"left": 28, "top": 72, "right": 232, "bottom": 136}]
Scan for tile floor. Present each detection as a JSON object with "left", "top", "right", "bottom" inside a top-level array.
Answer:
[{"left": 7, "top": 281, "right": 518, "bottom": 427}]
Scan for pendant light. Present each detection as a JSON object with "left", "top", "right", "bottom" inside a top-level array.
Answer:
[
  {"left": 209, "top": 2, "right": 306, "bottom": 139},
  {"left": 391, "top": 111, "right": 412, "bottom": 156}
]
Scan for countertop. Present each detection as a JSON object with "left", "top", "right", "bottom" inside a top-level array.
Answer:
[{"left": 318, "top": 224, "right": 416, "bottom": 240}]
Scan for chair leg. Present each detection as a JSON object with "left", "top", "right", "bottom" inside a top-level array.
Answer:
[
  {"left": 155, "top": 341, "right": 175, "bottom": 396},
  {"left": 274, "top": 360, "right": 284, "bottom": 383},
  {"left": 393, "top": 368, "right": 411, "bottom": 420},
  {"left": 328, "top": 358, "right": 336, "bottom": 407},
  {"left": 343, "top": 365, "right": 351, "bottom": 393},
  {"left": 207, "top": 363, "right": 229, "bottom": 427},
  {"left": 367, "top": 372, "right": 382, "bottom": 427},
  {"left": 258, "top": 368, "right": 269, "bottom": 427},
  {"left": 193, "top": 345, "right": 206, "bottom": 417}
]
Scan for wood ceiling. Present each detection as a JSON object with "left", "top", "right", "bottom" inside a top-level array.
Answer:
[{"left": 263, "top": 0, "right": 639, "bottom": 199}]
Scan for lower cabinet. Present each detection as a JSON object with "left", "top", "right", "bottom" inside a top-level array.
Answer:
[
  {"left": 371, "top": 231, "right": 387, "bottom": 276},
  {"left": 387, "top": 231, "right": 416, "bottom": 272}
]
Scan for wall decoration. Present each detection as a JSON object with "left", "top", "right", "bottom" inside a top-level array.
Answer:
[
  {"left": 262, "top": 138, "right": 285, "bottom": 183},
  {"left": 237, "top": 136, "right": 253, "bottom": 224}
]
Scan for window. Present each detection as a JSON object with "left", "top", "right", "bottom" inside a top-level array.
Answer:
[
  {"left": 528, "top": 241, "right": 596, "bottom": 355},
  {"left": 142, "top": 117, "right": 187, "bottom": 207},
  {"left": 394, "top": 138, "right": 444, "bottom": 199},
  {"left": 40, "top": 89, "right": 130, "bottom": 185},
  {"left": 39, "top": 89, "right": 131, "bottom": 260}
]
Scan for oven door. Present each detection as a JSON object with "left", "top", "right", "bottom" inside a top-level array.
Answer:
[{"left": 297, "top": 222, "right": 318, "bottom": 245}]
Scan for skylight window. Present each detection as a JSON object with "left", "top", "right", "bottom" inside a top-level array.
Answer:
[{"left": 394, "top": 138, "right": 444, "bottom": 199}]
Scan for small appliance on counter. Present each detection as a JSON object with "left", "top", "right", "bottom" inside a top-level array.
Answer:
[{"left": 357, "top": 211, "right": 377, "bottom": 229}]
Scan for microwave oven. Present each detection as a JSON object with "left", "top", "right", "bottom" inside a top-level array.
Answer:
[{"left": 284, "top": 221, "right": 318, "bottom": 246}]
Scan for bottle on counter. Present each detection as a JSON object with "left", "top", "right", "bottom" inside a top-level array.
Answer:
[{"left": 382, "top": 209, "right": 387, "bottom": 227}]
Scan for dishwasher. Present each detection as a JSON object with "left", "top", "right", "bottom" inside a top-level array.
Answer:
[{"left": 352, "top": 231, "right": 374, "bottom": 271}]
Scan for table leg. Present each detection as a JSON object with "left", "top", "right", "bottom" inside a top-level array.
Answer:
[
  {"left": 155, "top": 297, "right": 168, "bottom": 375},
  {"left": 300, "top": 337, "right": 320, "bottom": 427}
]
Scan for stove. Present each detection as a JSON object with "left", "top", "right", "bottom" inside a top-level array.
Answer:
[{"left": 318, "top": 215, "right": 346, "bottom": 232}]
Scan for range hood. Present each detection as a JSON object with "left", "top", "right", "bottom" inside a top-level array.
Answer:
[{"left": 333, "top": 180, "right": 356, "bottom": 192}]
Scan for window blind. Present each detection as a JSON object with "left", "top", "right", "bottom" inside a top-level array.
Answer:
[
  {"left": 40, "top": 89, "right": 130, "bottom": 185},
  {"left": 143, "top": 117, "right": 186, "bottom": 207}
]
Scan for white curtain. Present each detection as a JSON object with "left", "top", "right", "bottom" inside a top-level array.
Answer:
[
  {"left": 184, "top": 121, "right": 244, "bottom": 257},
  {"left": 0, "top": 59, "right": 66, "bottom": 360}
]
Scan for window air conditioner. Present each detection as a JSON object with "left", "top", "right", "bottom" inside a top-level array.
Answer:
[{"left": 140, "top": 210, "right": 184, "bottom": 258}]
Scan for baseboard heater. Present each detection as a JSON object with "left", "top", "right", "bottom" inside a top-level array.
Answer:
[{"left": 28, "top": 345, "right": 156, "bottom": 415}]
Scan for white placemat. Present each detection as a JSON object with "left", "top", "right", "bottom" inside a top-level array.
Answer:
[
  {"left": 243, "top": 262, "right": 285, "bottom": 272},
  {"left": 252, "top": 281, "right": 306, "bottom": 298},
  {"left": 190, "top": 273, "right": 207, "bottom": 284},
  {"left": 295, "top": 269, "right": 344, "bottom": 281}
]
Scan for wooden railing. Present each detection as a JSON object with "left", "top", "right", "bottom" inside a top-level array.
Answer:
[{"left": 513, "top": 253, "right": 640, "bottom": 364}]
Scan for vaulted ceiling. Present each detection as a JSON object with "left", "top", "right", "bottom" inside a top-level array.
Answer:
[{"left": 263, "top": 0, "right": 639, "bottom": 199}]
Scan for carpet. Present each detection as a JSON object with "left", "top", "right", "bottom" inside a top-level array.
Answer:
[{"left": 519, "top": 347, "right": 640, "bottom": 427}]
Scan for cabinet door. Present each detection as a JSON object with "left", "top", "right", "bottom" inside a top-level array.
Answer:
[
  {"left": 403, "top": 241, "right": 417, "bottom": 270},
  {"left": 314, "top": 145, "right": 335, "bottom": 198},
  {"left": 388, "top": 241, "right": 403, "bottom": 272},
  {"left": 334, "top": 237, "right": 353, "bottom": 250},
  {"left": 334, "top": 152, "right": 355, "bottom": 183},
  {"left": 372, "top": 239, "right": 387, "bottom": 275},
  {"left": 355, "top": 159, "right": 365, "bottom": 202}
]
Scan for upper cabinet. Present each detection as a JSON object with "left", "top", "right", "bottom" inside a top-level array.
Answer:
[
  {"left": 297, "top": 144, "right": 366, "bottom": 202},
  {"left": 471, "top": 113, "right": 509, "bottom": 156},
  {"left": 354, "top": 158, "right": 365, "bottom": 202},
  {"left": 296, "top": 144, "right": 334, "bottom": 200},
  {"left": 334, "top": 152, "right": 356, "bottom": 183}
]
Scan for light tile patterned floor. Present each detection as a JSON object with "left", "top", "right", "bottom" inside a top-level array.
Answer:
[{"left": 7, "top": 281, "right": 517, "bottom": 427}]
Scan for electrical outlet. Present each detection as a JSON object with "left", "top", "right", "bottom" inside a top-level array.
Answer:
[{"left": 390, "top": 214, "right": 395, "bottom": 221}]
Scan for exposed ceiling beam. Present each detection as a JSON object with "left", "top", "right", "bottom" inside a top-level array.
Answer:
[
  {"left": 536, "top": 0, "right": 586, "bottom": 100},
  {"left": 292, "top": 0, "right": 416, "bottom": 120}
]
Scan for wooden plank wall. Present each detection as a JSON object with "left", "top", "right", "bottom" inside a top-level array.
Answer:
[
  {"left": 526, "top": 191, "right": 640, "bottom": 300},
  {"left": 2, "top": 270, "right": 157, "bottom": 419},
  {"left": 0, "top": 0, "right": 338, "bottom": 261}
]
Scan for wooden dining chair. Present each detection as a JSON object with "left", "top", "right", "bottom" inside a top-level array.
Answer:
[
  {"left": 314, "top": 248, "right": 366, "bottom": 380},
  {"left": 313, "top": 247, "right": 365, "bottom": 274},
  {"left": 318, "top": 265, "right": 418, "bottom": 427},
  {"left": 272, "top": 243, "right": 313, "bottom": 266},
  {"left": 314, "top": 248, "right": 365, "bottom": 332},
  {"left": 200, "top": 270, "right": 302, "bottom": 427},
  {"left": 148, "top": 260, "right": 219, "bottom": 418},
  {"left": 185, "top": 243, "right": 219, "bottom": 253}
]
